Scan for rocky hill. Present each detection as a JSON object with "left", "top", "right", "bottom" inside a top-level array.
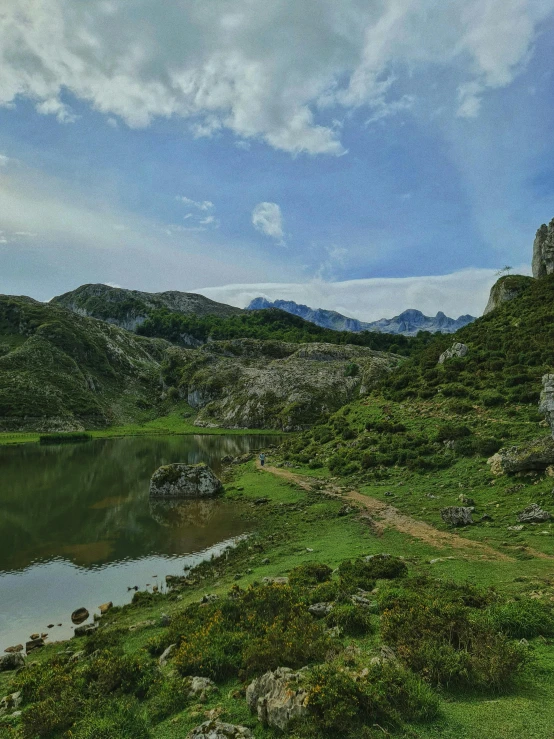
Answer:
[
  {"left": 52, "top": 283, "right": 243, "bottom": 331},
  {"left": 247, "top": 298, "right": 475, "bottom": 336}
]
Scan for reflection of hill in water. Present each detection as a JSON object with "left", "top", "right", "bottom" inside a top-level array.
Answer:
[
  {"left": 149, "top": 499, "right": 222, "bottom": 528},
  {"left": 0, "top": 434, "right": 275, "bottom": 571}
]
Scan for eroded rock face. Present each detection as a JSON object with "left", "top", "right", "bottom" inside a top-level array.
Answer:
[
  {"left": 483, "top": 275, "right": 534, "bottom": 315},
  {"left": 532, "top": 218, "right": 554, "bottom": 278},
  {"left": 187, "top": 720, "right": 253, "bottom": 739},
  {"left": 186, "top": 676, "right": 218, "bottom": 702},
  {"left": 540, "top": 374, "right": 554, "bottom": 438},
  {"left": 517, "top": 504, "right": 551, "bottom": 523},
  {"left": 246, "top": 667, "right": 309, "bottom": 731},
  {"left": 488, "top": 436, "right": 554, "bottom": 475},
  {"left": 440, "top": 506, "right": 474, "bottom": 527},
  {"left": 149, "top": 463, "right": 223, "bottom": 498},
  {"left": 438, "top": 343, "right": 468, "bottom": 364}
]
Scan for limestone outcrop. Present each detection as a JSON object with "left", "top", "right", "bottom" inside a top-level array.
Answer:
[
  {"left": 246, "top": 667, "right": 309, "bottom": 731},
  {"left": 187, "top": 721, "right": 253, "bottom": 739},
  {"left": 517, "top": 504, "right": 551, "bottom": 523},
  {"left": 488, "top": 436, "right": 554, "bottom": 475},
  {"left": 149, "top": 463, "right": 223, "bottom": 498},
  {"left": 438, "top": 343, "right": 468, "bottom": 364},
  {"left": 440, "top": 507, "right": 474, "bottom": 527},
  {"left": 532, "top": 218, "right": 554, "bottom": 278},
  {"left": 483, "top": 275, "right": 534, "bottom": 315},
  {"left": 540, "top": 374, "right": 554, "bottom": 437}
]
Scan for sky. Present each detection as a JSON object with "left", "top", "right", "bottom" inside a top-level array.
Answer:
[{"left": 1, "top": 0, "right": 553, "bottom": 320}]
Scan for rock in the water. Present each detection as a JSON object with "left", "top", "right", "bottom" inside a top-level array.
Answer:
[
  {"left": 158, "top": 643, "right": 177, "bottom": 667},
  {"left": 98, "top": 602, "right": 112, "bottom": 615},
  {"left": 186, "top": 676, "right": 218, "bottom": 701},
  {"left": 540, "top": 374, "right": 554, "bottom": 437},
  {"left": 71, "top": 607, "right": 89, "bottom": 625},
  {"left": 438, "top": 342, "right": 468, "bottom": 364},
  {"left": 187, "top": 720, "right": 253, "bottom": 739},
  {"left": 0, "top": 653, "right": 24, "bottom": 671},
  {"left": 149, "top": 463, "right": 223, "bottom": 498},
  {"left": 440, "top": 506, "right": 474, "bottom": 527},
  {"left": 308, "top": 602, "right": 333, "bottom": 618},
  {"left": 488, "top": 436, "right": 554, "bottom": 475},
  {"left": 3, "top": 645, "right": 23, "bottom": 654},
  {"left": 0, "top": 691, "right": 21, "bottom": 716},
  {"left": 26, "top": 638, "right": 44, "bottom": 654},
  {"left": 532, "top": 218, "right": 554, "bottom": 278},
  {"left": 517, "top": 504, "right": 551, "bottom": 523},
  {"left": 246, "top": 667, "right": 309, "bottom": 731}
]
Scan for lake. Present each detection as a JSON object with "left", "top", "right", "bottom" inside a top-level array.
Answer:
[{"left": 0, "top": 434, "right": 276, "bottom": 650}]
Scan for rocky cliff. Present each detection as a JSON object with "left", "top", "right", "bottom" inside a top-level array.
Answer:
[
  {"left": 483, "top": 275, "right": 534, "bottom": 315},
  {"left": 532, "top": 218, "right": 554, "bottom": 278},
  {"left": 52, "top": 283, "right": 243, "bottom": 331},
  {"left": 247, "top": 298, "right": 474, "bottom": 336}
]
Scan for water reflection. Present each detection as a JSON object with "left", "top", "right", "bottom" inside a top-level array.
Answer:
[{"left": 0, "top": 433, "right": 277, "bottom": 648}]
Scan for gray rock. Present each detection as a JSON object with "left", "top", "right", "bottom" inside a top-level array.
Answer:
[
  {"left": 186, "top": 676, "right": 218, "bottom": 701},
  {"left": 488, "top": 436, "right": 554, "bottom": 475},
  {"left": 149, "top": 463, "right": 223, "bottom": 498},
  {"left": 532, "top": 218, "right": 554, "bottom": 278},
  {"left": 440, "top": 506, "right": 474, "bottom": 527},
  {"left": 159, "top": 613, "right": 171, "bottom": 627},
  {"left": 351, "top": 595, "right": 378, "bottom": 611},
  {"left": 71, "top": 607, "right": 89, "bottom": 625},
  {"left": 0, "top": 692, "right": 21, "bottom": 716},
  {"left": 25, "top": 638, "right": 45, "bottom": 654},
  {"left": 187, "top": 720, "right": 253, "bottom": 739},
  {"left": 517, "top": 504, "right": 551, "bottom": 523},
  {"left": 246, "top": 667, "right": 309, "bottom": 731},
  {"left": 438, "top": 343, "right": 468, "bottom": 365},
  {"left": 540, "top": 374, "right": 554, "bottom": 437},
  {"left": 484, "top": 275, "right": 534, "bottom": 314},
  {"left": 308, "top": 602, "right": 333, "bottom": 618},
  {"left": 159, "top": 643, "right": 177, "bottom": 667},
  {"left": 262, "top": 577, "right": 289, "bottom": 585},
  {"left": 0, "top": 653, "right": 24, "bottom": 672}
]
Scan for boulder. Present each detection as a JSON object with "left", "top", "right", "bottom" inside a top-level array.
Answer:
[
  {"left": 149, "top": 463, "right": 223, "bottom": 498},
  {"left": 483, "top": 275, "right": 534, "bottom": 315},
  {"left": 440, "top": 506, "right": 474, "bottom": 527},
  {"left": 186, "top": 676, "right": 218, "bottom": 702},
  {"left": 532, "top": 218, "right": 554, "bottom": 278},
  {"left": 517, "top": 504, "right": 551, "bottom": 523},
  {"left": 308, "top": 602, "right": 333, "bottom": 618},
  {"left": 74, "top": 623, "right": 97, "bottom": 637},
  {"left": 488, "top": 436, "right": 554, "bottom": 475},
  {"left": 540, "top": 374, "right": 554, "bottom": 437},
  {"left": 98, "top": 602, "right": 112, "bottom": 615},
  {"left": 26, "top": 638, "right": 45, "bottom": 654},
  {"left": 159, "top": 643, "right": 177, "bottom": 667},
  {"left": 187, "top": 720, "right": 253, "bottom": 739},
  {"left": 438, "top": 343, "right": 468, "bottom": 364},
  {"left": 0, "top": 692, "right": 21, "bottom": 716},
  {"left": 3, "top": 645, "right": 23, "bottom": 654},
  {"left": 246, "top": 667, "right": 309, "bottom": 731},
  {"left": 71, "top": 607, "right": 89, "bottom": 625},
  {"left": 0, "top": 652, "right": 25, "bottom": 671}
]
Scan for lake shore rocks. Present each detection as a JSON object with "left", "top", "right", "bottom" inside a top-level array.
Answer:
[
  {"left": 149, "top": 463, "right": 223, "bottom": 498},
  {"left": 71, "top": 607, "right": 89, "bottom": 625},
  {"left": 0, "top": 652, "right": 25, "bottom": 671}
]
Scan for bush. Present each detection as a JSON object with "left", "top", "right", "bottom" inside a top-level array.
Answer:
[
  {"left": 147, "top": 675, "right": 190, "bottom": 723},
  {"left": 486, "top": 599, "right": 554, "bottom": 639},
  {"left": 481, "top": 391, "right": 505, "bottom": 407},
  {"left": 326, "top": 604, "right": 373, "bottom": 635},
  {"left": 363, "top": 554, "right": 407, "bottom": 580},
  {"left": 306, "top": 580, "right": 341, "bottom": 605},
  {"left": 338, "top": 559, "right": 376, "bottom": 591},
  {"left": 73, "top": 698, "right": 150, "bottom": 739},
  {"left": 83, "top": 650, "right": 156, "bottom": 699},
  {"left": 435, "top": 424, "right": 471, "bottom": 442},
  {"left": 289, "top": 562, "right": 333, "bottom": 587}
]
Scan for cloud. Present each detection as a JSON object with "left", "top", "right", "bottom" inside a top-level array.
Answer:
[
  {"left": 0, "top": 0, "right": 552, "bottom": 154},
  {"left": 195, "top": 265, "right": 532, "bottom": 321},
  {"left": 177, "top": 196, "right": 214, "bottom": 211},
  {"left": 252, "top": 202, "right": 284, "bottom": 242},
  {"left": 176, "top": 196, "right": 218, "bottom": 230}
]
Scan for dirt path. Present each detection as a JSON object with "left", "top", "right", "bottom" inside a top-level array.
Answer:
[{"left": 257, "top": 462, "right": 512, "bottom": 561}]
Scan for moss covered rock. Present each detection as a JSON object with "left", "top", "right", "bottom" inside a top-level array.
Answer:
[{"left": 149, "top": 463, "right": 223, "bottom": 498}]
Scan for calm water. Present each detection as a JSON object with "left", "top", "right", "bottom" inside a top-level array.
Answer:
[{"left": 0, "top": 434, "right": 276, "bottom": 649}]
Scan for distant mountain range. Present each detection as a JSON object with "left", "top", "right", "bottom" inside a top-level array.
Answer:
[{"left": 247, "top": 298, "right": 475, "bottom": 336}]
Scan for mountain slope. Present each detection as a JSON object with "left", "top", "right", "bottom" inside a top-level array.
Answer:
[
  {"left": 0, "top": 295, "right": 176, "bottom": 431},
  {"left": 52, "top": 283, "right": 243, "bottom": 331},
  {"left": 247, "top": 297, "right": 475, "bottom": 335}
]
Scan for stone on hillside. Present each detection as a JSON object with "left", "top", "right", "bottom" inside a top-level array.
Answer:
[
  {"left": 540, "top": 374, "right": 554, "bottom": 437},
  {"left": 187, "top": 720, "right": 253, "bottom": 739},
  {"left": 71, "top": 607, "right": 89, "bottom": 625},
  {"left": 0, "top": 653, "right": 24, "bottom": 672},
  {"left": 186, "top": 676, "right": 218, "bottom": 702},
  {"left": 149, "top": 463, "right": 223, "bottom": 498},
  {"left": 25, "top": 638, "right": 44, "bottom": 654},
  {"left": 158, "top": 643, "right": 177, "bottom": 667},
  {"left": 483, "top": 275, "right": 534, "bottom": 314},
  {"left": 0, "top": 692, "right": 21, "bottom": 716},
  {"left": 246, "top": 667, "right": 309, "bottom": 731},
  {"left": 308, "top": 602, "right": 333, "bottom": 618},
  {"left": 440, "top": 506, "right": 474, "bottom": 527},
  {"left": 532, "top": 218, "right": 554, "bottom": 278},
  {"left": 74, "top": 623, "right": 97, "bottom": 637},
  {"left": 438, "top": 343, "right": 468, "bottom": 364},
  {"left": 517, "top": 504, "right": 551, "bottom": 524},
  {"left": 488, "top": 436, "right": 554, "bottom": 475}
]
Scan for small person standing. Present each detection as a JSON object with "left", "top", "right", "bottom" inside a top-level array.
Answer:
[{"left": 259, "top": 452, "right": 266, "bottom": 467}]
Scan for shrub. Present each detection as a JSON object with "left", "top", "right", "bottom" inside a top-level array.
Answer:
[
  {"left": 147, "top": 675, "right": 190, "bottom": 723},
  {"left": 326, "top": 604, "right": 373, "bottom": 635},
  {"left": 338, "top": 559, "right": 376, "bottom": 591},
  {"left": 363, "top": 554, "right": 407, "bottom": 580},
  {"left": 441, "top": 384, "right": 469, "bottom": 398},
  {"left": 481, "top": 391, "right": 505, "bottom": 407},
  {"left": 474, "top": 437, "right": 502, "bottom": 456},
  {"left": 486, "top": 599, "right": 554, "bottom": 639},
  {"left": 435, "top": 424, "right": 471, "bottom": 442},
  {"left": 73, "top": 698, "right": 150, "bottom": 739},
  {"left": 345, "top": 362, "right": 359, "bottom": 377},
  {"left": 83, "top": 650, "right": 156, "bottom": 699},
  {"left": 289, "top": 562, "right": 333, "bottom": 587},
  {"left": 306, "top": 580, "right": 340, "bottom": 605}
]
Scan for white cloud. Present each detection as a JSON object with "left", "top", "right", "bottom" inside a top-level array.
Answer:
[
  {"left": 0, "top": 0, "right": 551, "bottom": 154},
  {"left": 176, "top": 196, "right": 218, "bottom": 230},
  {"left": 252, "top": 202, "right": 284, "bottom": 242},
  {"left": 195, "top": 265, "right": 532, "bottom": 321},
  {"left": 0, "top": 155, "right": 10, "bottom": 167},
  {"left": 177, "top": 196, "right": 214, "bottom": 211}
]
